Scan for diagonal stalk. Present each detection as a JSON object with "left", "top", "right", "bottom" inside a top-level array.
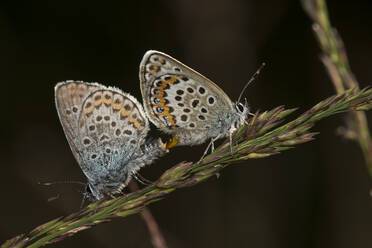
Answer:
[
  {"left": 2, "top": 87, "right": 372, "bottom": 248},
  {"left": 301, "top": 0, "right": 372, "bottom": 176}
]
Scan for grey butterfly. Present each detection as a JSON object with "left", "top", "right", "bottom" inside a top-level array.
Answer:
[
  {"left": 139, "top": 50, "right": 249, "bottom": 149},
  {"left": 55, "top": 81, "right": 167, "bottom": 200}
]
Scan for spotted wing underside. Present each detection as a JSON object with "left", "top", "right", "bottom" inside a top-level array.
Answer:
[
  {"left": 77, "top": 87, "right": 149, "bottom": 176},
  {"left": 55, "top": 81, "right": 102, "bottom": 165},
  {"left": 139, "top": 50, "right": 234, "bottom": 133}
]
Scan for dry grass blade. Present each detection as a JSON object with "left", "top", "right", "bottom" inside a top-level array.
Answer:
[
  {"left": 2, "top": 87, "right": 371, "bottom": 248},
  {"left": 301, "top": 0, "right": 372, "bottom": 176}
]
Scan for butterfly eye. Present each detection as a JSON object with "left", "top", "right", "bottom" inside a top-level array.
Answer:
[
  {"left": 235, "top": 102, "right": 245, "bottom": 113},
  {"left": 234, "top": 120, "right": 239, "bottom": 129}
]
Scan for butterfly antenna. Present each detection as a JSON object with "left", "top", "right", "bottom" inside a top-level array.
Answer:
[
  {"left": 47, "top": 194, "right": 60, "bottom": 202},
  {"left": 237, "top": 62, "right": 266, "bottom": 103},
  {"left": 38, "top": 180, "right": 87, "bottom": 186}
]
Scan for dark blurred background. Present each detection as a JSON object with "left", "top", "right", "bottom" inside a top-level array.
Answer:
[{"left": 1, "top": 0, "right": 372, "bottom": 247}]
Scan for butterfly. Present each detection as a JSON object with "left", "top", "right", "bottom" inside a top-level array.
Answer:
[
  {"left": 139, "top": 50, "right": 249, "bottom": 152},
  {"left": 55, "top": 81, "right": 168, "bottom": 200}
]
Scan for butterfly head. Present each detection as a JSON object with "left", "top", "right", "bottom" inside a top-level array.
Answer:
[
  {"left": 230, "top": 100, "right": 249, "bottom": 133},
  {"left": 82, "top": 185, "right": 97, "bottom": 202},
  {"left": 84, "top": 183, "right": 103, "bottom": 201}
]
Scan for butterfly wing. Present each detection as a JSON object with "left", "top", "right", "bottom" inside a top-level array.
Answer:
[
  {"left": 77, "top": 86, "right": 149, "bottom": 169},
  {"left": 139, "top": 50, "right": 236, "bottom": 145},
  {"left": 56, "top": 81, "right": 153, "bottom": 199},
  {"left": 55, "top": 81, "right": 102, "bottom": 165},
  {"left": 76, "top": 86, "right": 150, "bottom": 197}
]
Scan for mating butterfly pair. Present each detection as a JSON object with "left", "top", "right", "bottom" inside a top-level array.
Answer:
[{"left": 55, "top": 50, "right": 249, "bottom": 200}]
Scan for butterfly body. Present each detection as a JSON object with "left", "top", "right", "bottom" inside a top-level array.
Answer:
[
  {"left": 55, "top": 81, "right": 167, "bottom": 200},
  {"left": 140, "top": 50, "right": 248, "bottom": 147}
]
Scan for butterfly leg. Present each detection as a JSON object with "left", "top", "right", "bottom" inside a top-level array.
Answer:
[
  {"left": 80, "top": 185, "right": 90, "bottom": 208},
  {"left": 133, "top": 172, "right": 153, "bottom": 185},
  {"left": 114, "top": 191, "right": 127, "bottom": 198},
  {"left": 108, "top": 192, "right": 116, "bottom": 199},
  {"left": 197, "top": 134, "right": 221, "bottom": 164}
]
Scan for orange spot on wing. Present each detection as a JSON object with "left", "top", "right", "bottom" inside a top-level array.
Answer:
[
  {"left": 94, "top": 99, "right": 103, "bottom": 107},
  {"left": 166, "top": 77, "right": 178, "bottom": 84},
  {"left": 103, "top": 98, "right": 112, "bottom": 105},
  {"left": 154, "top": 108, "right": 175, "bottom": 127},
  {"left": 129, "top": 118, "right": 143, "bottom": 130},
  {"left": 84, "top": 107, "right": 93, "bottom": 115},
  {"left": 149, "top": 65, "right": 160, "bottom": 73},
  {"left": 112, "top": 103, "right": 122, "bottom": 111},
  {"left": 150, "top": 77, "right": 180, "bottom": 127},
  {"left": 121, "top": 108, "right": 131, "bottom": 117}
]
